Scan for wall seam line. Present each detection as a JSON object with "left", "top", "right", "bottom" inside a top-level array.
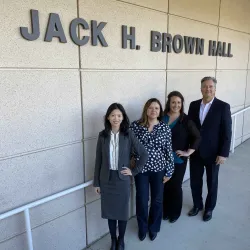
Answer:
[
  {"left": 76, "top": 0, "right": 89, "bottom": 245},
  {"left": 215, "top": 0, "right": 222, "bottom": 78},
  {"left": 241, "top": 40, "right": 250, "bottom": 139},
  {"left": 168, "top": 13, "right": 250, "bottom": 35},
  {"left": 0, "top": 141, "right": 82, "bottom": 162},
  {"left": 165, "top": 9, "right": 170, "bottom": 104},
  {"left": 0, "top": 68, "right": 248, "bottom": 71},
  {"left": 116, "top": 0, "right": 168, "bottom": 14}
]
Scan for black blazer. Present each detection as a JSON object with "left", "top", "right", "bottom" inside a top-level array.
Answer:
[
  {"left": 93, "top": 130, "right": 148, "bottom": 187},
  {"left": 170, "top": 114, "right": 201, "bottom": 157},
  {"left": 188, "top": 97, "right": 232, "bottom": 163}
]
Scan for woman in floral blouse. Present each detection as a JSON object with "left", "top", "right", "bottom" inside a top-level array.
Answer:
[{"left": 130, "top": 98, "right": 174, "bottom": 242}]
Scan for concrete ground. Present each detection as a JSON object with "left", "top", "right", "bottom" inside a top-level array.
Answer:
[{"left": 88, "top": 139, "right": 250, "bottom": 250}]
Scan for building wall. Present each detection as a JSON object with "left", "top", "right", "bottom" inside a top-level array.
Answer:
[{"left": 0, "top": 0, "right": 250, "bottom": 249}]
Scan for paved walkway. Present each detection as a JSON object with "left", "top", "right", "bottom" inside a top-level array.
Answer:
[{"left": 88, "top": 139, "right": 250, "bottom": 250}]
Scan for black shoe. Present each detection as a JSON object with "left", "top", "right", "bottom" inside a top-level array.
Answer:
[
  {"left": 138, "top": 231, "right": 146, "bottom": 241},
  {"left": 203, "top": 211, "right": 213, "bottom": 222},
  {"left": 149, "top": 231, "right": 157, "bottom": 241},
  {"left": 117, "top": 237, "right": 125, "bottom": 250},
  {"left": 188, "top": 207, "right": 203, "bottom": 216},
  {"left": 163, "top": 215, "right": 169, "bottom": 221},
  {"left": 169, "top": 217, "right": 178, "bottom": 223},
  {"left": 110, "top": 237, "right": 117, "bottom": 250}
]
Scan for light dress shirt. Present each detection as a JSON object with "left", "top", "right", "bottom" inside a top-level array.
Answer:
[
  {"left": 109, "top": 131, "right": 119, "bottom": 170},
  {"left": 199, "top": 98, "right": 214, "bottom": 125}
]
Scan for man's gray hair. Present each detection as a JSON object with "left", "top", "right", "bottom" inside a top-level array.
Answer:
[{"left": 201, "top": 76, "right": 217, "bottom": 87}]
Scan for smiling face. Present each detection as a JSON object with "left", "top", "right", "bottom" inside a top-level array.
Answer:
[
  {"left": 169, "top": 96, "right": 182, "bottom": 114},
  {"left": 107, "top": 109, "right": 123, "bottom": 130},
  {"left": 146, "top": 102, "right": 161, "bottom": 120},
  {"left": 201, "top": 79, "right": 216, "bottom": 100}
]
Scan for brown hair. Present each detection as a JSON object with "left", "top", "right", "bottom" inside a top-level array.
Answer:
[
  {"left": 139, "top": 98, "right": 163, "bottom": 127},
  {"left": 164, "top": 91, "right": 185, "bottom": 116}
]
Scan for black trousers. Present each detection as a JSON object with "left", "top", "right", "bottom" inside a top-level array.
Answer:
[
  {"left": 190, "top": 155, "right": 220, "bottom": 211},
  {"left": 163, "top": 162, "right": 187, "bottom": 219},
  {"left": 134, "top": 170, "right": 165, "bottom": 234}
]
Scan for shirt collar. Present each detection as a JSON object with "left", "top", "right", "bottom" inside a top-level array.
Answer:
[
  {"left": 111, "top": 131, "right": 119, "bottom": 136},
  {"left": 201, "top": 97, "right": 215, "bottom": 106}
]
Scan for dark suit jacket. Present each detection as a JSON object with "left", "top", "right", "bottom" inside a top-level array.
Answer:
[
  {"left": 93, "top": 130, "right": 148, "bottom": 187},
  {"left": 170, "top": 114, "right": 201, "bottom": 161},
  {"left": 188, "top": 97, "right": 232, "bottom": 164}
]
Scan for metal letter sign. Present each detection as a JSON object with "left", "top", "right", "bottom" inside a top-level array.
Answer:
[{"left": 19, "top": 9, "right": 233, "bottom": 57}]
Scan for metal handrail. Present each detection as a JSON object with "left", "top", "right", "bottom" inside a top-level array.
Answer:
[
  {"left": 0, "top": 180, "right": 93, "bottom": 250},
  {"left": 0, "top": 180, "right": 93, "bottom": 221},
  {"left": 231, "top": 105, "right": 250, "bottom": 153},
  {"left": 231, "top": 105, "right": 250, "bottom": 117},
  {"left": 0, "top": 105, "right": 249, "bottom": 250}
]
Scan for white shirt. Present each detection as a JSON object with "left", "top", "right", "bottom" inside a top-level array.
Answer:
[
  {"left": 109, "top": 131, "right": 119, "bottom": 170},
  {"left": 199, "top": 98, "right": 214, "bottom": 125}
]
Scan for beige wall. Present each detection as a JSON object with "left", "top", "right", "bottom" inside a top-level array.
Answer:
[{"left": 0, "top": 0, "right": 250, "bottom": 249}]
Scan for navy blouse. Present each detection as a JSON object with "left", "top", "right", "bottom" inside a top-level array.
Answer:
[{"left": 130, "top": 120, "right": 174, "bottom": 177}]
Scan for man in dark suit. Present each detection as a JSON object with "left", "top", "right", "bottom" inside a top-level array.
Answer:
[{"left": 188, "top": 76, "right": 232, "bottom": 222}]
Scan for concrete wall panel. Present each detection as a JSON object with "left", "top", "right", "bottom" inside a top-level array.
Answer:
[
  {"left": 86, "top": 199, "right": 109, "bottom": 244},
  {"left": 84, "top": 138, "right": 97, "bottom": 181},
  {"left": 0, "top": 143, "right": 83, "bottom": 213},
  {"left": 168, "top": 16, "right": 218, "bottom": 70},
  {"left": 231, "top": 137, "right": 242, "bottom": 150},
  {"left": 220, "top": 0, "right": 250, "bottom": 33},
  {"left": 117, "top": 0, "right": 168, "bottom": 12},
  {"left": 0, "top": 233, "right": 27, "bottom": 250},
  {"left": 33, "top": 207, "right": 86, "bottom": 250},
  {"left": 245, "top": 71, "right": 250, "bottom": 105},
  {"left": 0, "top": 207, "right": 87, "bottom": 250},
  {"left": 82, "top": 71, "right": 166, "bottom": 138},
  {"left": 0, "top": 0, "right": 79, "bottom": 68},
  {"left": 248, "top": 47, "right": 250, "bottom": 70},
  {"left": 0, "top": 213, "right": 25, "bottom": 244},
  {"left": 0, "top": 189, "right": 84, "bottom": 242},
  {"left": 231, "top": 106, "right": 244, "bottom": 140},
  {"left": 84, "top": 138, "right": 100, "bottom": 203},
  {"left": 243, "top": 110, "right": 250, "bottom": 137},
  {"left": 217, "top": 29, "right": 249, "bottom": 70},
  {"left": 0, "top": 70, "right": 82, "bottom": 158},
  {"left": 216, "top": 70, "right": 247, "bottom": 108},
  {"left": 169, "top": 0, "right": 220, "bottom": 25}
]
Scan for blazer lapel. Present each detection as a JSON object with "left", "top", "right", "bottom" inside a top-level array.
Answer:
[
  {"left": 195, "top": 100, "right": 202, "bottom": 128},
  {"left": 104, "top": 134, "right": 111, "bottom": 169},
  {"left": 118, "top": 133, "right": 124, "bottom": 168},
  {"left": 202, "top": 97, "right": 217, "bottom": 127}
]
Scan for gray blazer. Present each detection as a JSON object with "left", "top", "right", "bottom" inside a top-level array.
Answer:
[{"left": 93, "top": 130, "right": 148, "bottom": 187}]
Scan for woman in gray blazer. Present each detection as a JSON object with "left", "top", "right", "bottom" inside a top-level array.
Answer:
[{"left": 93, "top": 103, "right": 148, "bottom": 250}]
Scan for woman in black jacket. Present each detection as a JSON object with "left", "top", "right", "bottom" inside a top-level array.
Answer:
[{"left": 162, "top": 91, "right": 200, "bottom": 223}]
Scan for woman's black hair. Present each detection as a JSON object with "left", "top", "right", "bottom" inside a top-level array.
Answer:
[
  {"left": 164, "top": 91, "right": 185, "bottom": 120},
  {"left": 102, "top": 103, "right": 130, "bottom": 137}
]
